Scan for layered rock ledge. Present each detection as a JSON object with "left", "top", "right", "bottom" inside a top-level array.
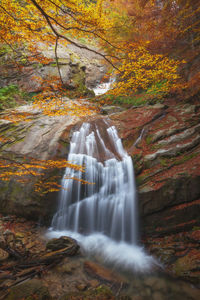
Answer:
[{"left": 110, "top": 101, "right": 200, "bottom": 284}]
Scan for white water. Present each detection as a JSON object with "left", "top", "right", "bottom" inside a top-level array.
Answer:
[
  {"left": 47, "top": 230, "right": 158, "bottom": 272},
  {"left": 93, "top": 78, "right": 115, "bottom": 95},
  {"left": 49, "top": 119, "right": 157, "bottom": 272}
]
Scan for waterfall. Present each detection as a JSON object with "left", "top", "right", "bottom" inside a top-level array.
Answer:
[
  {"left": 93, "top": 78, "right": 115, "bottom": 95},
  {"left": 49, "top": 118, "right": 157, "bottom": 272},
  {"left": 51, "top": 119, "right": 137, "bottom": 244}
]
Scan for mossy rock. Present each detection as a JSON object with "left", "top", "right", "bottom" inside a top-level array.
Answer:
[
  {"left": 46, "top": 236, "right": 78, "bottom": 251},
  {"left": 5, "top": 279, "right": 51, "bottom": 300},
  {"left": 60, "top": 285, "right": 114, "bottom": 300}
]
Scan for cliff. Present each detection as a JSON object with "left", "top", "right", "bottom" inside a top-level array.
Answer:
[
  {"left": 0, "top": 97, "right": 199, "bottom": 284},
  {"left": 110, "top": 100, "right": 200, "bottom": 284}
]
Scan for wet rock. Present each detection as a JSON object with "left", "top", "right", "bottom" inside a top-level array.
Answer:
[
  {"left": 84, "top": 261, "right": 124, "bottom": 284},
  {"left": 157, "top": 249, "right": 176, "bottom": 264},
  {"left": 56, "top": 259, "right": 81, "bottom": 274},
  {"left": 4, "top": 279, "right": 51, "bottom": 300},
  {"left": 101, "top": 106, "right": 125, "bottom": 115},
  {"left": 46, "top": 236, "right": 78, "bottom": 251},
  {"left": 60, "top": 285, "right": 115, "bottom": 300}
]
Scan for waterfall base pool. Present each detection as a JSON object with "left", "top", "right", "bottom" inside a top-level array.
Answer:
[{"left": 47, "top": 229, "right": 159, "bottom": 272}]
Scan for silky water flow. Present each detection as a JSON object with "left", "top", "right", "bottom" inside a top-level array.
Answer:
[{"left": 48, "top": 119, "right": 157, "bottom": 272}]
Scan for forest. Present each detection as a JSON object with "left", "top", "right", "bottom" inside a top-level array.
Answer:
[{"left": 0, "top": 1, "right": 200, "bottom": 299}]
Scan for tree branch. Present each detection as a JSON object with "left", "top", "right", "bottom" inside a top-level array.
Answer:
[
  {"left": 55, "top": 36, "right": 64, "bottom": 87},
  {"left": 30, "top": 0, "right": 119, "bottom": 70}
]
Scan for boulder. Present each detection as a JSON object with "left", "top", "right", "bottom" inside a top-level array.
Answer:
[{"left": 46, "top": 236, "right": 78, "bottom": 252}]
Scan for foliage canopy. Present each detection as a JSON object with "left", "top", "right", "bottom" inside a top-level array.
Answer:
[{"left": 0, "top": 0, "right": 199, "bottom": 192}]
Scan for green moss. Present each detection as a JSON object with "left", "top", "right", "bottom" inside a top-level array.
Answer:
[
  {"left": 132, "top": 153, "right": 142, "bottom": 164},
  {"left": 158, "top": 153, "right": 198, "bottom": 170},
  {"left": 135, "top": 174, "right": 147, "bottom": 186},
  {"left": 50, "top": 63, "right": 57, "bottom": 67},
  {"left": 143, "top": 160, "right": 152, "bottom": 169},
  {"left": 4, "top": 279, "right": 50, "bottom": 300},
  {"left": 174, "top": 153, "right": 198, "bottom": 165},
  {"left": 59, "top": 139, "right": 70, "bottom": 147},
  {"left": 160, "top": 158, "right": 169, "bottom": 167},
  {"left": 150, "top": 144, "right": 161, "bottom": 150},
  {"left": 0, "top": 85, "right": 32, "bottom": 110},
  {"left": 123, "top": 136, "right": 136, "bottom": 148},
  {"left": 192, "top": 226, "right": 200, "bottom": 231},
  {"left": 103, "top": 94, "right": 148, "bottom": 107},
  {"left": 61, "top": 285, "right": 113, "bottom": 300},
  {"left": 146, "top": 135, "right": 153, "bottom": 145}
]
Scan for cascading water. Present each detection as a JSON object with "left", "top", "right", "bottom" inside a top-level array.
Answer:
[
  {"left": 49, "top": 119, "right": 157, "bottom": 272},
  {"left": 51, "top": 119, "right": 137, "bottom": 244},
  {"left": 93, "top": 77, "right": 115, "bottom": 96}
]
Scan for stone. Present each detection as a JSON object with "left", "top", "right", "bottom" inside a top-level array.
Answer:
[
  {"left": 60, "top": 285, "right": 114, "bottom": 300},
  {"left": 4, "top": 279, "right": 51, "bottom": 300},
  {"left": 84, "top": 261, "right": 124, "bottom": 283},
  {"left": 101, "top": 106, "right": 125, "bottom": 115},
  {"left": 157, "top": 124, "right": 200, "bottom": 146},
  {"left": 56, "top": 260, "right": 80, "bottom": 274},
  {"left": 46, "top": 236, "right": 78, "bottom": 251}
]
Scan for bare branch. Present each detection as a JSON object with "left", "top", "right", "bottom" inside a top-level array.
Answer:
[{"left": 30, "top": 0, "right": 119, "bottom": 70}]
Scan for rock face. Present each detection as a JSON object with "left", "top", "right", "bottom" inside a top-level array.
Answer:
[
  {"left": 110, "top": 101, "right": 200, "bottom": 284},
  {"left": 0, "top": 98, "right": 200, "bottom": 284},
  {"left": 0, "top": 43, "right": 106, "bottom": 93},
  {"left": 0, "top": 104, "right": 90, "bottom": 222}
]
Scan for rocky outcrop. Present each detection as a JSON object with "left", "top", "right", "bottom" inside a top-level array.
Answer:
[
  {"left": 0, "top": 43, "right": 106, "bottom": 94},
  {"left": 110, "top": 101, "right": 200, "bottom": 284},
  {"left": 0, "top": 104, "right": 95, "bottom": 222},
  {"left": 0, "top": 97, "right": 200, "bottom": 285}
]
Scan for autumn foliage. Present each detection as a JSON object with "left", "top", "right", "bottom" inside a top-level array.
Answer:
[
  {"left": 0, "top": 0, "right": 189, "bottom": 99},
  {"left": 105, "top": 0, "right": 200, "bottom": 96},
  {"left": 0, "top": 0, "right": 199, "bottom": 192}
]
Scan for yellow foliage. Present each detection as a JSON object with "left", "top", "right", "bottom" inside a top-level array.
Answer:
[
  {"left": 110, "top": 44, "right": 182, "bottom": 96},
  {"left": 0, "top": 155, "right": 87, "bottom": 194}
]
